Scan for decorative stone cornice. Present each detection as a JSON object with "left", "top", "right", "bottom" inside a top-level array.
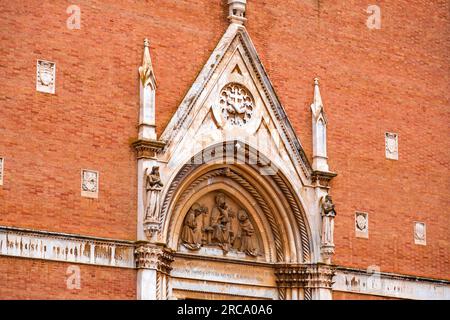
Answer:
[
  {"left": 132, "top": 139, "right": 166, "bottom": 159},
  {"left": 311, "top": 170, "right": 337, "bottom": 188},
  {"left": 275, "top": 263, "right": 336, "bottom": 289},
  {"left": 135, "top": 242, "right": 174, "bottom": 274}
]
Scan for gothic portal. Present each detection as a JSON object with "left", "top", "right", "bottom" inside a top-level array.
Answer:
[{"left": 132, "top": 0, "right": 336, "bottom": 300}]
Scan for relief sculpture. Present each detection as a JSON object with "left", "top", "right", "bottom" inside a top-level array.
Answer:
[
  {"left": 180, "top": 203, "right": 207, "bottom": 250},
  {"left": 179, "top": 192, "right": 261, "bottom": 257}
]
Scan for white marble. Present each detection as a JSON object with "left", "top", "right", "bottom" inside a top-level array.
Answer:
[{"left": 333, "top": 268, "right": 450, "bottom": 300}]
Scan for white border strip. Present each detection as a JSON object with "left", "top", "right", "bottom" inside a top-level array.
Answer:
[
  {"left": 0, "top": 226, "right": 135, "bottom": 268},
  {"left": 333, "top": 268, "right": 450, "bottom": 300}
]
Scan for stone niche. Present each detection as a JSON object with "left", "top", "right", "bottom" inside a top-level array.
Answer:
[{"left": 178, "top": 191, "right": 264, "bottom": 260}]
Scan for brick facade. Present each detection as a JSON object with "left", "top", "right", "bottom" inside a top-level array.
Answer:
[{"left": 0, "top": 0, "right": 448, "bottom": 299}]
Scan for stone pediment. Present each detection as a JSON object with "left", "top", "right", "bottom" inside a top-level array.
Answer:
[{"left": 159, "top": 23, "right": 313, "bottom": 185}]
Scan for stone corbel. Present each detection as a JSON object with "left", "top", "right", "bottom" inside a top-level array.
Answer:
[
  {"left": 311, "top": 170, "right": 337, "bottom": 188},
  {"left": 132, "top": 139, "right": 166, "bottom": 160}
]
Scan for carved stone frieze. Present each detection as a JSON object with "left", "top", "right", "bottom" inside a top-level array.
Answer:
[{"left": 135, "top": 242, "right": 174, "bottom": 274}]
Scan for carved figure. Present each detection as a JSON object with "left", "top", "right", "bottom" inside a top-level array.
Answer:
[
  {"left": 234, "top": 209, "right": 258, "bottom": 257},
  {"left": 181, "top": 203, "right": 206, "bottom": 250},
  {"left": 210, "top": 193, "right": 234, "bottom": 253},
  {"left": 321, "top": 195, "right": 336, "bottom": 246},
  {"left": 144, "top": 166, "right": 163, "bottom": 222}
]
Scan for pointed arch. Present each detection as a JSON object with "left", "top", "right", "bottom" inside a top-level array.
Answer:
[{"left": 160, "top": 141, "right": 313, "bottom": 264}]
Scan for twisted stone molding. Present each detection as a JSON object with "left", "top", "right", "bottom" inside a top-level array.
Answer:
[{"left": 271, "top": 174, "right": 311, "bottom": 263}]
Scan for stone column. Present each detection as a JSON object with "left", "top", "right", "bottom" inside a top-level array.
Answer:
[
  {"left": 275, "top": 263, "right": 335, "bottom": 300},
  {"left": 135, "top": 242, "right": 174, "bottom": 300}
]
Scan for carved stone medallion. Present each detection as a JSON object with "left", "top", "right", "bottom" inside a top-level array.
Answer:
[{"left": 219, "top": 83, "right": 254, "bottom": 126}]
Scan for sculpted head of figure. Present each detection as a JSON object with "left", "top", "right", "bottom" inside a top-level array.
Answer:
[
  {"left": 151, "top": 166, "right": 159, "bottom": 175},
  {"left": 190, "top": 203, "right": 204, "bottom": 217},
  {"left": 215, "top": 192, "right": 226, "bottom": 207},
  {"left": 237, "top": 209, "right": 248, "bottom": 222}
]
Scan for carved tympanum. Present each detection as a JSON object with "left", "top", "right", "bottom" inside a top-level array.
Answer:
[
  {"left": 219, "top": 83, "right": 253, "bottom": 126},
  {"left": 179, "top": 192, "right": 261, "bottom": 257}
]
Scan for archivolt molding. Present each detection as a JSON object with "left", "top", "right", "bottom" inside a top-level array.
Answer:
[{"left": 159, "top": 144, "right": 312, "bottom": 264}]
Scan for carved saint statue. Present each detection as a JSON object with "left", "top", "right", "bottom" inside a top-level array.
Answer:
[
  {"left": 210, "top": 193, "right": 234, "bottom": 253},
  {"left": 144, "top": 166, "right": 164, "bottom": 222},
  {"left": 234, "top": 209, "right": 258, "bottom": 257},
  {"left": 321, "top": 195, "right": 336, "bottom": 247},
  {"left": 181, "top": 203, "right": 206, "bottom": 250}
]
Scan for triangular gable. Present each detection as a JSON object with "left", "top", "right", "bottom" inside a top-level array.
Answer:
[{"left": 159, "top": 24, "right": 313, "bottom": 185}]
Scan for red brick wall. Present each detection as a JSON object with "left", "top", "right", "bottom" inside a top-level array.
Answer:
[
  {"left": 0, "top": 0, "right": 448, "bottom": 300},
  {"left": 0, "top": 256, "right": 136, "bottom": 299}
]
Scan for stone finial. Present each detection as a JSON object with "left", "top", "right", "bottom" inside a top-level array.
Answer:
[
  {"left": 228, "top": 0, "right": 247, "bottom": 25},
  {"left": 139, "top": 38, "right": 156, "bottom": 88},
  {"left": 312, "top": 77, "right": 324, "bottom": 116}
]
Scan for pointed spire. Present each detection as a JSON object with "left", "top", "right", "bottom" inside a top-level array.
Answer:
[
  {"left": 311, "top": 77, "right": 329, "bottom": 171},
  {"left": 139, "top": 38, "right": 156, "bottom": 88},
  {"left": 228, "top": 0, "right": 247, "bottom": 25},
  {"left": 311, "top": 77, "right": 325, "bottom": 120}
]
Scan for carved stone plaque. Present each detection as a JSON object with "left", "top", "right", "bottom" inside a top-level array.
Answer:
[
  {"left": 385, "top": 132, "right": 398, "bottom": 160},
  {"left": 81, "top": 169, "right": 99, "bottom": 198},
  {"left": 36, "top": 60, "right": 56, "bottom": 94},
  {"left": 414, "top": 222, "right": 426, "bottom": 245},
  {"left": 355, "top": 212, "right": 368, "bottom": 238}
]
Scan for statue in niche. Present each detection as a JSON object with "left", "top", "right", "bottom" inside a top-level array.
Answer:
[
  {"left": 209, "top": 193, "right": 234, "bottom": 253},
  {"left": 321, "top": 195, "right": 336, "bottom": 247},
  {"left": 144, "top": 166, "right": 163, "bottom": 222},
  {"left": 181, "top": 203, "right": 207, "bottom": 250},
  {"left": 234, "top": 209, "right": 258, "bottom": 257}
]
